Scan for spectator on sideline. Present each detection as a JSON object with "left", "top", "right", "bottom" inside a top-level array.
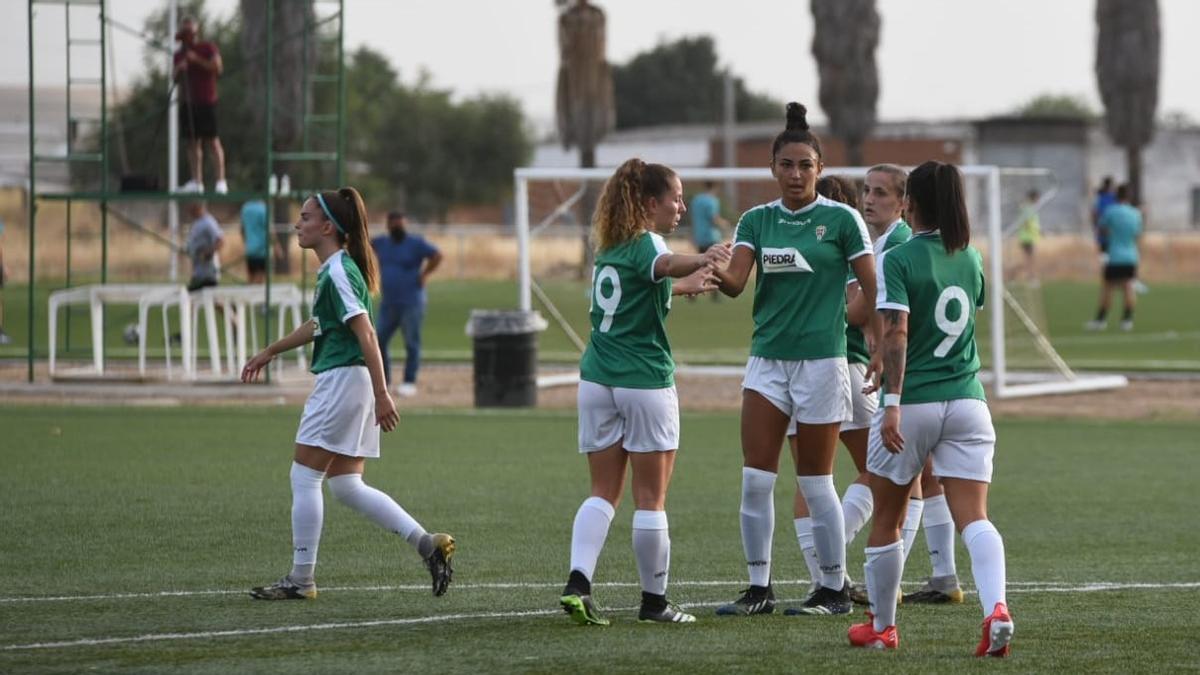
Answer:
[
  {"left": 241, "top": 199, "right": 270, "bottom": 283},
  {"left": 186, "top": 201, "right": 224, "bottom": 292},
  {"left": 1091, "top": 176, "right": 1116, "bottom": 255},
  {"left": 1016, "top": 190, "right": 1041, "bottom": 283},
  {"left": 174, "top": 16, "right": 227, "bottom": 194},
  {"left": 371, "top": 212, "right": 443, "bottom": 397},
  {"left": 690, "top": 181, "right": 730, "bottom": 253},
  {"left": 1088, "top": 184, "right": 1142, "bottom": 332}
]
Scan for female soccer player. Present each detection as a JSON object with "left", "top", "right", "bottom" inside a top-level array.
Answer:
[
  {"left": 241, "top": 188, "right": 455, "bottom": 600},
  {"left": 560, "top": 159, "right": 730, "bottom": 626},
  {"left": 713, "top": 103, "right": 875, "bottom": 617},
  {"left": 849, "top": 161, "right": 1013, "bottom": 656},
  {"left": 789, "top": 169, "right": 914, "bottom": 603}
]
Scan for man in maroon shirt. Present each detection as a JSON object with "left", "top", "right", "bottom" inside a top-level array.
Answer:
[{"left": 174, "top": 17, "right": 227, "bottom": 194}]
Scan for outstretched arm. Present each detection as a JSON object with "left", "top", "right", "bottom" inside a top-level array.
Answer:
[{"left": 653, "top": 242, "right": 730, "bottom": 281}]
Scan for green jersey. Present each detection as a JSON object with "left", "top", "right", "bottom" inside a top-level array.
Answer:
[
  {"left": 846, "top": 220, "right": 912, "bottom": 364},
  {"left": 579, "top": 231, "right": 674, "bottom": 389},
  {"left": 735, "top": 196, "right": 871, "bottom": 360},
  {"left": 311, "top": 250, "right": 371, "bottom": 374},
  {"left": 877, "top": 232, "right": 986, "bottom": 403}
]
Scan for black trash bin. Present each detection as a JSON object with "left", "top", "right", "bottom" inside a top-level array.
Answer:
[{"left": 467, "top": 310, "right": 548, "bottom": 407}]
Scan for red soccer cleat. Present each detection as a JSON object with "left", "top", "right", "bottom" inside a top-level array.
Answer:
[
  {"left": 975, "top": 602, "right": 1015, "bottom": 657},
  {"left": 848, "top": 612, "right": 899, "bottom": 650}
]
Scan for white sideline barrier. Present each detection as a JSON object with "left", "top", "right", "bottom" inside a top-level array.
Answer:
[
  {"left": 188, "top": 284, "right": 307, "bottom": 378},
  {"left": 47, "top": 284, "right": 193, "bottom": 380}
]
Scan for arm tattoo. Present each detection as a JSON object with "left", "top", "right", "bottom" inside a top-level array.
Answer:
[
  {"left": 883, "top": 309, "right": 903, "bottom": 327},
  {"left": 881, "top": 311, "right": 907, "bottom": 395}
]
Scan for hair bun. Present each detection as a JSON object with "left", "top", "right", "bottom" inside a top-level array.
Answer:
[{"left": 785, "top": 102, "right": 809, "bottom": 132}]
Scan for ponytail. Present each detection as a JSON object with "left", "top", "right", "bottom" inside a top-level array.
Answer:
[
  {"left": 771, "top": 102, "right": 823, "bottom": 160},
  {"left": 591, "top": 158, "right": 677, "bottom": 251},
  {"left": 905, "top": 161, "right": 970, "bottom": 253},
  {"left": 317, "top": 187, "right": 380, "bottom": 294}
]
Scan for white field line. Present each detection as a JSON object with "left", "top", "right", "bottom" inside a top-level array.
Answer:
[
  {"left": 3, "top": 583, "right": 1200, "bottom": 652},
  {"left": 2, "top": 579, "right": 1198, "bottom": 605}
]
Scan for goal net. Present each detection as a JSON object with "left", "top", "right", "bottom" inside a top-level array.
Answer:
[{"left": 513, "top": 165, "right": 1127, "bottom": 399}]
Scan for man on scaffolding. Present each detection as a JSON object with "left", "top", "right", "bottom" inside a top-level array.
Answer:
[{"left": 174, "top": 16, "right": 227, "bottom": 194}]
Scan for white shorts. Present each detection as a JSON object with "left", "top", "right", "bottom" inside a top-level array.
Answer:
[
  {"left": 744, "top": 356, "right": 851, "bottom": 426},
  {"left": 867, "top": 398, "right": 995, "bottom": 485},
  {"left": 296, "top": 365, "right": 380, "bottom": 458},
  {"left": 786, "top": 361, "right": 875, "bottom": 436},
  {"left": 577, "top": 380, "right": 679, "bottom": 453}
]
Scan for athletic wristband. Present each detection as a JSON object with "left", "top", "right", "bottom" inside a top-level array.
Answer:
[{"left": 883, "top": 393, "right": 902, "bottom": 408}]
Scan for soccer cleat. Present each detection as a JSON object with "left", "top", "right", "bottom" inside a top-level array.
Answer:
[
  {"left": 423, "top": 533, "right": 456, "bottom": 596},
  {"left": 848, "top": 612, "right": 899, "bottom": 650},
  {"left": 1084, "top": 320, "right": 1107, "bottom": 331},
  {"left": 848, "top": 581, "right": 870, "bottom": 606},
  {"left": 715, "top": 585, "right": 776, "bottom": 616},
  {"left": 903, "top": 576, "right": 964, "bottom": 604},
  {"left": 638, "top": 602, "right": 697, "bottom": 624},
  {"left": 785, "top": 582, "right": 853, "bottom": 616},
  {"left": 560, "top": 593, "right": 610, "bottom": 626},
  {"left": 975, "top": 602, "right": 1015, "bottom": 657},
  {"left": 249, "top": 575, "right": 316, "bottom": 600},
  {"left": 1120, "top": 319, "right": 1134, "bottom": 332}
]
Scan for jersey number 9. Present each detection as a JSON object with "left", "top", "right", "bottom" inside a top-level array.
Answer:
[
  {"left": 933, "top": 285, "right": 970, "bottom": 357},
  {"left": 591, "top": 265, "right": 622, "bottom": 333}
]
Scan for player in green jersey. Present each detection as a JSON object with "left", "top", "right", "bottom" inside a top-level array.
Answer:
[
  {"left": 849, "top": 162, "right": 1013, "bottom": 656},
  {"left": 561, "top": 159, "right": 730, "bottom": 626},
  {"left": 241, "top": 188, "right": 455, "bottom": 601},
  {"left": 712, "top": 103, "right": 876, "bottom": 617},
  {"left": 787, "top": 169, "right": 923, "bottom": 604}
]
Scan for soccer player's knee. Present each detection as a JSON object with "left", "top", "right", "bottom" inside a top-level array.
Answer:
[{"left": 327, "top": 473, "right": 366, "bottom": 504}]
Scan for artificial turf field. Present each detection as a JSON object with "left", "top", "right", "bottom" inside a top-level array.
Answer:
[{"left": 1, "top": 406, "right": 1197, "bottom": 673}]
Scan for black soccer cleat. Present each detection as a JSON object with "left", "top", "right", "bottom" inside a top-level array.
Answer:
[
  {"left": 249, "top": 575, "right": 317, "bottom": 600},
  {"left": 784, "top": 582, "right": 853, "bottom": 616},
  {"left": 423, "top": 533, "right": 456, "bottom": 596},
  {"left": 638, "top": 601, "right": 696, "bottom": 624},
  {"left": 715, "top": 585, "right": 776, "bottom": 616}
]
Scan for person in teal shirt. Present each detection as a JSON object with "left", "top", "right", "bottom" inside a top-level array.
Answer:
[
  {"left": 240, "top": 199, "right": 269, "bottom": 283},
  {"left": 1088, "top": 184, "right": 1142, "bottom": 331},
  {"left": 690, "top": 181, "right": 730, "bottom": 253}
]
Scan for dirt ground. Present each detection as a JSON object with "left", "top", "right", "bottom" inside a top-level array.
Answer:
[{"left": 2, "top": 362, "right": 1196, "bottom": 421}]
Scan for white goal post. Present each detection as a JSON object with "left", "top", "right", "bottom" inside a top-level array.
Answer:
[{"left": 513, "top": 165, "right": 1127, "bottom": 399}]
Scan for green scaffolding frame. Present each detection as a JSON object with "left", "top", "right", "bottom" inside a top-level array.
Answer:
[{"left": 25, "top": 0, "right": 346, "bottom": 383}]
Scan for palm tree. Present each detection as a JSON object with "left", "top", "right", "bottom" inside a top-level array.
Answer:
[
  {"left": 555, "top": 0, "right": 615, "bottom": 273},
  {"left": 810, "top": 0, "right": 880, "bottom": 167},
  {"left": 1095, "top": 0, "right": 1160, "bottom": 205}
]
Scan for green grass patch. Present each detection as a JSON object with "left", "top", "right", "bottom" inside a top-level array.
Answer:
[{"left": 1, "top": 407, "right": 1197, "bottom": 672}]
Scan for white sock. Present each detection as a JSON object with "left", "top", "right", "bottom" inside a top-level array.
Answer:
[
  {"left": 793, "top": 517, "right": 823, "bottom": 587},
  {"left": 963, "top": 519, "right": 1007, "bottom": 614},
  {"left": 740, "top": 467, "right": 777, "bottom": 587},
  {"left": 570, "top": 497, "right": 615, "bottom": 581},
  {"left": 922, "top": 495, "right": 958, "bottom": 579},
  {"left": 841, "top": 482, "right": 874, "bottom": 544},
  {"left": 632, "top": 510, "right": 670, "bottom": 596},
  {"left": 289, "top": 463, "right": 325, "bottom": 584},
  {"left": 797, "top": 474, "right": 845, "bottom": 589},
  {"left": 327, "top": 474, "right": 428, "bottom": 550},
  {"left": 900, "top": 498, "right": 925, "bottom": 565},
  {"left": 864, "top": 539, "right": 903, "bottom": 631}
]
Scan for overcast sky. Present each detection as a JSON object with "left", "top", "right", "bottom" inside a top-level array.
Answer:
[{"left": 9, "top": 0, "right": 1200, "bottom": 133}]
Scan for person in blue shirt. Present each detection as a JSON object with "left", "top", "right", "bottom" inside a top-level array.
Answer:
[
  {"left": 690, "top": 182, "right": 730, "bottom": 254},
  {"left": 240, "top": 199, "right": 270, "bottom": 283},
  {"left": 1087, "top": 184, "right": 1142, "bottom": 332},
  {"left": 371, "top": 211, "right": 443, "bottom": 396}
]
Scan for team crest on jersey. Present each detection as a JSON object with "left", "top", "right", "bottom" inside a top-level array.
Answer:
[
  {"left": 815, "top": 225, "right": 827, "bottom": 240},
  {"left": 761, "top": 247, "right": 813, "bottom": 273}
]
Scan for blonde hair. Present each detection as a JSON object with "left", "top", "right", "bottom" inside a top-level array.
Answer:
[{"left": 591, "top": 158, "right": 676, "bottom": 251}]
